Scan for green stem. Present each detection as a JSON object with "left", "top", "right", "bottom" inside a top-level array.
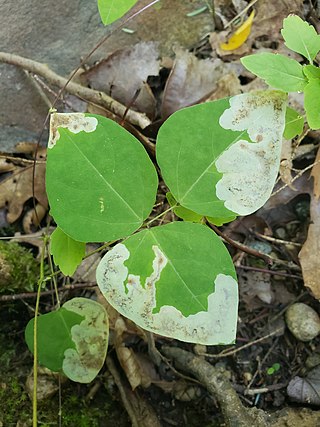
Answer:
[
  {"left": 145, "top": 205, "right": 176, "bottom": 227},
  {"left": 33, "top": 235, "right": 49, "bottom": 427}
]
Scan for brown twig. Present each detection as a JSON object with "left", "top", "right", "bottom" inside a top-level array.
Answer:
[
  {"left": 236, "top": 264, "right": 302, "bottom": 280},
  {"left": 0, "top": 52, "right": 151, "bottom": 130},
  {"left": 207, "top": 222, "right": 273, "bottom": 265},
  {"left": 0, "top": 282, "right": 97, "bottom": 301},
  {"left": 198, "top": 328, "right": 283, "bottom": 359},
  {"left": 161, "top": 346, "right": 267, "bottom": 427}
]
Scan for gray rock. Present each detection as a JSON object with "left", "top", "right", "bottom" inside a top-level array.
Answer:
[
  {"left": 285, "top": 303, "right": 320, "bottom": 342},
  {"left": 0, "top": 0, "right": 213, "bottom": 151}
]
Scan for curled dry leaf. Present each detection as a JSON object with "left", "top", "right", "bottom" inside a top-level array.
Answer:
[
  {"left": 280, "top": 139, "right": 295, "bottom": 190},
  {"left": 83, "top": 42, "right": 160, "bottom": 119},
  {"left": 0, "top": 162, "right": 47, "bottom": 223},
  {"left": 114, "top": 317, "right": 154, "bottom": 390},
  {"left": 162, "top": 48, "right": 236, "bottom": 118},
  {"left": 239, "top": 270, "right": 274, "bottom": 310},
  {"left": 287, "top": 365, "right": 320, "bottom": 405},
  {"left": 299, "top": 147, "right": 320, "bottom": 299},
  {"left": 22, "top": 203, "right": 47, "bottom": 234}
]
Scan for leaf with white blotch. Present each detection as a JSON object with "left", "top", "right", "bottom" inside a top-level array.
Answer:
[
  {"left": 97, "top": 0, "right": 138, "bottom": 25},
  {"left": 156, "top": 91, "right": 287, "bottom": 220},
  {"left": 25, "top": 298, "right": 109, "bottom": 383},
  {"left": 50, "top": 227, "right": 85, "bottom": 276},
  {"left": 304, "top": 79, "right": 320, "bottom": 130},
  {"left": 96, "top": 221, "right": 238, "bottom": 345},
  {"left": 284, "top": 107, "right": 304, "bottom": 139},
  {"left": 46, "top": 113, "right": 158, "bottom": 243},
  {"left": 281, "top": 15, "right": 320, "bottom": 63},
  {"left": 241, "top": 53, "right": 307, "bottom": 92}
]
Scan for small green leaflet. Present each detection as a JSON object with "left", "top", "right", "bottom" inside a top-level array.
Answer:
[
  {"left": 281, "top": 15, "right": 320, "bottom": 63},
  {"left": 97, "top": 0, "right": 139, "bottom": 25},
  {"left": 96, "top": 222, "right": 238, "bottom": 345},
  {"left": 303, "top": 64, "right": 320, "bottom": 80},
  {"left": 46, "top": 113, "right": 158, "bottom": 243},
  {"left": 157, "top": 91, "right": 287, "bottom": 219},
  {"left": 284, "top": 107, "right": 304, "bottom": 139},
  {"left": 166, "top": 193, "right": 236, "bottom": 225},
  {"left": 50, "top": 227, "right": 85, "bottom": 276},
  {"left": 166, "top": 192, "right": 203, "bottom": 223},
  {"left": 25, "top": 298, "right": 109, "bottom": 383},
  {"left": 304, "top": 79, "right": 320, "bottom": 129},
  {"left": 241, "top": 53, "right": 307, "bottom": 92}
]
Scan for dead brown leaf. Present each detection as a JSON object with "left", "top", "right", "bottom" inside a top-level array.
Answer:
[
  {"left": 114, "top": 317, "right": 155, "bottom": 390},
  {"left": 161, "top": 48, "right": 233, "bottom": 118},
  {"left": 0, "top": 162, "right": 47, "bottom": 223},
  {"left": 83, "top": 42, "right": 159, "bottom": 119},
  {"left": 299, "top": 148, "right": 320, "bottom": 299}
]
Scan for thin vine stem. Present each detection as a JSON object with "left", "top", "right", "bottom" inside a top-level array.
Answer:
[
  {"left": 145, "top": 205, "right": 176, "bottom": 227},
  {"left": 32, "top": 235, "right": 49, "bottom": 427}
]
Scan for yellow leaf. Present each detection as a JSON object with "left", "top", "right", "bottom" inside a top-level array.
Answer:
[{"left": 220, "top": 10, "right": 255, "bottom": 51}]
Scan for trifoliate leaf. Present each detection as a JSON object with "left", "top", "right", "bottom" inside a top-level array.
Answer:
[
  {"left": 241, "top": 53, "right": 307, "bottom": 92},
  {"left": 281, "top": 15, "right": 320, "bottom": 63}
]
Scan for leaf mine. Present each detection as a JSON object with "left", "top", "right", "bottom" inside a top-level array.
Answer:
[
  {"left": 216, "top": 90, "right": 287, "bottom": 215},
  {"left": 96, "top": 223, "right": 238, "bottom": 345},
  {"left": 48, "top": 113, "right": 98, "bottom": 148}
]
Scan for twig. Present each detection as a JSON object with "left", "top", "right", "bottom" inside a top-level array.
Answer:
[
  {"left": 236, "top": 265, "right": 302, "bottom": 280},
  {"left": 0, "top": 155, "right": 46, "bottom": 165},
  {"left": 161, "top": 346, "right": 267, "bottom": 427},
  {"left": 224, "top": 0, "right": 259, "bottom": 29},
  {"left": 254, "top": 232, "right": 302, "bottom": 247},
  {"left": 0, "top": 282, "right": 97, "bottom": 301},
  {"left": 272, "top": 159, "right": 320, "bottom": 196},
  {"left": 0, "top": 52, "right": 151, "bottom": 130},
  {"left": 198, "top": 328, "right": 282, "bottom": 359},
  {"left": 207, "top": 222, "right": 273, "bottom": 265}
]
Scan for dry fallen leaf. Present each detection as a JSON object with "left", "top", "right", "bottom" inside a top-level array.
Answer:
[
  {"left": 161, "top": 49, "right": 227, "bottom": 118},
  {"left": 83, "top": 42, "right": 160, "bottom": 119},
  {"left": 114, "top": 317, "right": 154, "bottom": 390},
  {"left": 287, "top": 365, "right": 320, "bottom": 405},
  {"left": 299, "top": 148, "right": 320, "bottom": 299},
  {"left": 0, "top": 162, "right": 47, "bottom": 223},
  {"left": 239, "top": 270, "right": 274, "bottom": 310},
  {"left": 220, "top": 10, "right": 255, "bottom": 51},
  {"left": 280, "top": 139, "right": 295, "bottom": 190}
]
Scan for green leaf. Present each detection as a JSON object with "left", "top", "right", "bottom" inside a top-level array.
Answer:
[
  {"left": 46, "top": 113, "right": 158, "bottom": 243},
  {"left": 303, "top": 64, "right": 320, "bottom": 80},
  {"left": 97, "top": 0, "right": 139, "bottom": 25},
  {"left": 166, "top": 192, "right": 203, "bottom": 222},
  {"left": 25, "top": 298, "right": 109, "bottom": 383},
  {"left": 96, "top": 222, "right": 238, "bottom": 345},
  {"left": 284, "top": 107, "right": 304, "bottom": 139},
  {"left": 206, "top": 214, "right": 237, "bottom": 227},
  {"left": 304, "top": 79, "right": 320, "bottom": 129},
  {"left": 281, "top": 15, "right": 320, "bottom": 63},
  {"left": 50, "top": 227, "right": 86, "bottom": 276},
  {"left": 156, "top": 91, "right": 287, "bottom": 219},
  {"left": 241, "top": 53, "right": 307, "bottom": 92}
]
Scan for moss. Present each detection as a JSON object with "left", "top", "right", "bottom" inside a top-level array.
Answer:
[{"left": 0, "top": 241, "right": 39, "bottom": 293}]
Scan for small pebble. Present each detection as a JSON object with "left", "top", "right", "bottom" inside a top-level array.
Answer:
[{"left": 285, "top": 303, "right": 320, "bottom": 342}]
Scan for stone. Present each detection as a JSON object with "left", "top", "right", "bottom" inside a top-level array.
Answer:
[
  {"left": 0, "top": 0, "right": 214, "bottom": 151},
  {"left": 285, "top": 303, "right": 320, "bottom": 342}
]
